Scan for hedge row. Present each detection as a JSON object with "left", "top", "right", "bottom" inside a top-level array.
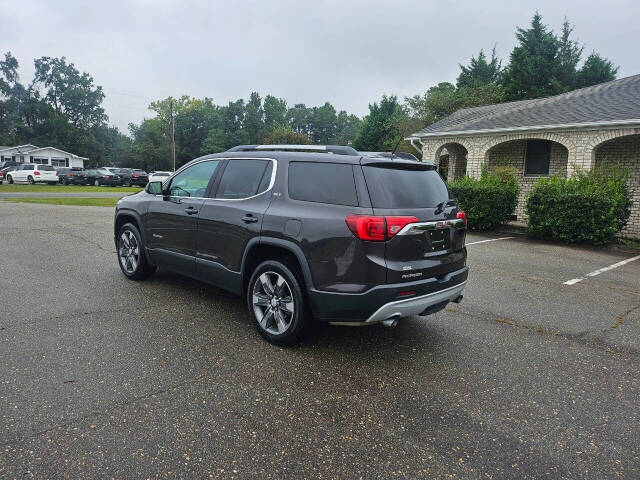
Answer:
[
  {"left": 526, "top": 172, "right": 631, "bottom": 245},
  {"left": 448, "top": 170, "right": 518, "bottom": 230}
]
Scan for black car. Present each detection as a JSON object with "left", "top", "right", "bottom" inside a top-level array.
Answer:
[
  {"left": 0, "top": 165, "right": 19, "bottom": 184},
  {"left": 56, "top": 167, "right": 88, "bottom": 185},
  {"left": 114, "top": 145, "right": 468, "bottom": 345},
  {"left": 85, "top": 168, "right": 121, "bottom": 186},
  {"left": 114, "top": 168, "right": 148, "bottom": 186}
]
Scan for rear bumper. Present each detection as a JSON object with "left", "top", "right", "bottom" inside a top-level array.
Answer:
[{"left": 308, "top": 266, "right": 468, "bottom": 323}]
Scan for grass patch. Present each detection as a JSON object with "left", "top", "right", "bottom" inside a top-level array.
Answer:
[
  {"left": 3, "top": 197, "right": 119, "bottom": 207},
  {"left": 0, "top": 184, "right": 142, "bottom": 193}
]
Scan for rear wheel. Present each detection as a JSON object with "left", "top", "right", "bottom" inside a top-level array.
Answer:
[
  {"left": 94, "top": 179, "right": 100, "bottom": 186},
  {"left": 27, "top": 176, "right": 35, "bottom": 185},
  {"left": 117, "top": 223, "right": 155, "bottom": 280},
  {"left": 125, "top": 179, "right": 132, "bottom": 187},
  {"left": 247, "top": 260, "right": 309, "bottom": 346}
]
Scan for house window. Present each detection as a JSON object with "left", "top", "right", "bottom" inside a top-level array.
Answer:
[
  {"left": 51, "top": 158, "right": 66, "bottom": 167},
  {"left": 524, "top": 140, "right": 551, "bottom": 176},
  {"left": 34, "top": 157, "right": 48, "bottom": 164}
]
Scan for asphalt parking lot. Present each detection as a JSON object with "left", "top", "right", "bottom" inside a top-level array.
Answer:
[{"left": 1, "top": 202, "right": 639, "bottom": 479}]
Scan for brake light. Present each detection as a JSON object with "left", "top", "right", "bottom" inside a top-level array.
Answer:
[
  {"left": 102, "top": 175, "right": 109, "bottom": 179},
  {"left": 133, "top": 174, "right": 139, "bottom": 178},
  {"left": 456, "top": 211, "right": 467, "bottom": 228},
  {"left": 346, "top": 215, "right": 385, "bottom": 241},
  {"left": 66, "top": 173, "right": 73, "bottom": 177},
  {"left": 34, "top": 171, "right": 40, "bottom": 175},
  {"left": 345, "top": 215, "right": 418, "bottom": 241}
]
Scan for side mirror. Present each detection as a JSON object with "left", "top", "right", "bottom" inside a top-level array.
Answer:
[{"left": 146, "top": 181, "right": 164, "bottom": 195}]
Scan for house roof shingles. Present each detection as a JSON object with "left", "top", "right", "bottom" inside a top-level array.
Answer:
[{"left": 410, "top": 74, "right": 640, "bottom": 138}]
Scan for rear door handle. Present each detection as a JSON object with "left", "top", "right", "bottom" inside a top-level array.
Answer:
[
  {"left": 185, "top": 206, "right": 199, "bottom": 215},
  {"left": 242, "top": 214, "right": 259, "bottom": 223}
]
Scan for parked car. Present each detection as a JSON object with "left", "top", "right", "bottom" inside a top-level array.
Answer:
[
  {"left": 85, "top": 168, "right": 121, "bottom": 186},
  {"left": 114, "top": 145, "right": 468, "bottom": 345},
  {"left": 113, "top": 168, "right": 148, "bottom": 186},
  {"left": 56, "top": 167, "right": 88, "bottom": 185},
  {"left": 0, "top": 160, "right": 19, "bottom": 170},
  {"left": 6, "top": 164, "right": 59, "bottom": 185},
  {"left": 0, "top": 165, "right": 18, "bottom": 184},
  {"left": 148, "top": 171, "right": 172, "bottom": 183}
]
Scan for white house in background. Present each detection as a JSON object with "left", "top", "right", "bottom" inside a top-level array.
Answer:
[{"left": 0, "top": 144, "right": 88, "bottom": 168}]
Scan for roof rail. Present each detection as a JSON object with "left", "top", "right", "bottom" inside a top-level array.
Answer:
[{"left": 226, "top": 144, "right": 359, "bottom": 156}]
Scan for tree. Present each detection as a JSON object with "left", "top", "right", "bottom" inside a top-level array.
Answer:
[
  {"left": 576, "top": 52, "right": 618, "bottom": 88},
  {"left": 263, "top": 95, "right": 287, "bottom": 133},
  {"left": 287, "top": 103, "right": 311, "bottom": 136},
  {"left": 32, "top": 56, "right": 107, "bottom": 128},
  {"left": 554, "top": 19, "right": 583, "bottom": 92},
  {"left": 331, "top": 111, "right": 362, "bottom": 145},
  {"left": 352, "top": 95, "right": 407, "bottom": 151},
  {"left": 310, "top": 102, "right": 337, "bottom": 144},
  {"left": 457, "top": 47, "right": 502, "bottom": 88},
  {"left": 501, "top": 13, "right": 618, "bottom": 100},
  {"left": 501, "top": 12, "right": 561, "bottom": 100},
  {"left": 244, "top": 92, "right": 263, "bottom": 144},
  {"left": 263, "top": 126, "right": 312, "bottom": 145}
]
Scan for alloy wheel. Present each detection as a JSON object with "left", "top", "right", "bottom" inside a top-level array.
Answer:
[
  {"left": 118, "top": 230, "right": 140, "bottom": 274},
  {"left": 252, "top": 271, "right": 295, "bottom": 335}
]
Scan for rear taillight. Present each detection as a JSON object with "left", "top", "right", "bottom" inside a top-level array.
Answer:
[
  {"left": 102, "top": 175, "right": 109, "bottom": 179},
  {"left": 133, "top": 174, "right": 139, "bottom": 178},
  {"left": 345, "top": 215, "right": 418, "bottom": 241},
  {"left": 34, "top": 171, "right": 40, "bottom": 175},
  {"left": 457, "top": 211, "right": 467, "bottom": 228},
  {"left": 66, "top": 173, "right": 73, "bottom": 177}
]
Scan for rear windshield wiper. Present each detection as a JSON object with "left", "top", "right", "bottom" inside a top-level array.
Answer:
[{"left": 434, "top": 199, "right": 455, "bottom": 215}]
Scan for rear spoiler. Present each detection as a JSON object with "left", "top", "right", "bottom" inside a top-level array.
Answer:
[{"left": 359, "top": 158, "right": 436, "bottom": 170}]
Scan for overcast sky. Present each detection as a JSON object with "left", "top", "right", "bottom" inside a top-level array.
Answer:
[{"left": 2, "top": 0, "right": 639, "bottom": 132}]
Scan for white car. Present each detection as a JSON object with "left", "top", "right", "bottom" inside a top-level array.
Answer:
[
  {"left": 148, "top": 171, "right": 172, "bottom": 183},
  {"left": 6, "top": 164, "right": 59, "bottom": 185}
]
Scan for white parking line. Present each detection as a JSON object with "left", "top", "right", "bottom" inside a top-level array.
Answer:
[
  {"left": 466, "top": 237, "right": 514, "bottom": 246},
  {"left": 563, "top": 255, "right": 640, "bottom": 285}
]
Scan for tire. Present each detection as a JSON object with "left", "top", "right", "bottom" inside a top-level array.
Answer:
[
  {"left": 116, "top": 222, "right": 155, "bottom": 280},
  {"left": 125, "top": 179, "right": 132, "bottom": 187},
  {"left": 247, "top": 260, "right": 310, "bottom": 346},
  {"left": 62, "top": 178, "right": 69, "bottom": 185},
  {"left": 7, "top": 175, "right": 13, "bottom": 184},
  {"left": 94, "top": 180, "right": 100, "bottom": 186},
  {"left": 27, "top": 176, "right": 35, "bottom": 185}
]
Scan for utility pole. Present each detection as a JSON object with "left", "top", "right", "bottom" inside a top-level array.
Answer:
[{"left": 170, "top": 99, "right": 176, "bottom": 172}]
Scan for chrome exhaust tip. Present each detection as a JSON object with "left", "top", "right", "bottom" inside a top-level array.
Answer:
[{"left": 381, "top": 318, "right": 399, "bottom": 327}]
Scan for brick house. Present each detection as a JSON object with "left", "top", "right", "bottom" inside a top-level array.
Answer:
[{"left": 406, "top": 74, "right": 640, "bottom": 238}]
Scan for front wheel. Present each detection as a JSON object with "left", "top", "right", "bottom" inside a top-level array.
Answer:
[
  {"left": 117, "top": 223, "right": 155, "bottom": 280},
  {"left": 247, "top": 260, "right": 309, "bottom": 346},
  {"left": 6, "top": 175, "right": 13, "bottom": 184}
]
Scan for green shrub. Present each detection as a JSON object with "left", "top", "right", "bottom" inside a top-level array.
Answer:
[
  {"left": 525, "top": 166, "right": 631, "bottom": 245},
  {"left": 448, "top": 171, "right": 518, "bottom": 230}
]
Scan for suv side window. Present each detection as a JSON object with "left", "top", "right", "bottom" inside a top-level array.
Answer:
[
  {"left": 169, "top": 160, "right": 220, "bottom": 197},
  {"left": 215, "top": 159, "right": 272, "bottom": 199},
  {"left": 288, "top": 162, "right": 358, "bottom": 206}
]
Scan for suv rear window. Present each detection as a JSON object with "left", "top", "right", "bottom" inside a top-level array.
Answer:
[
  {"left": 288, "top": 162, "right": 358, "bottom": 206},
  {"left": 37, "top": 165, "right": 55, "bottom": 171},
  {"left": 362, "top": 166, "right": 449, "bottom": 208}
]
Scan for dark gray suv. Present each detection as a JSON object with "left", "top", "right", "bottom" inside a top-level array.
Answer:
[{"left": 114, "top": 147, "right": 468, "bottom": 345}]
